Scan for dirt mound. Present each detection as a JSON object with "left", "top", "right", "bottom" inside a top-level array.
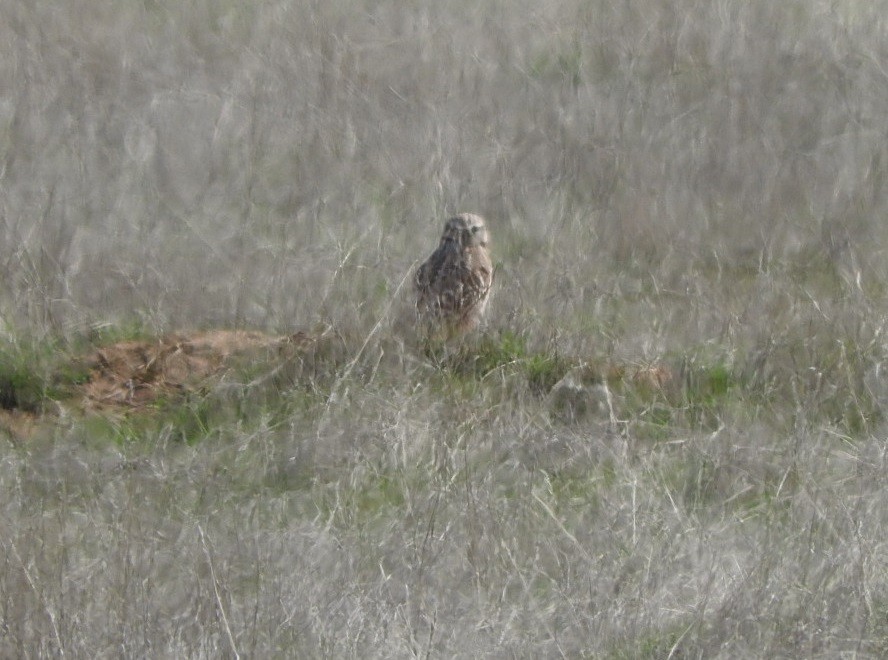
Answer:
[
  {"left": 80, "top": 330, "right": 315, "bottom": 410},
  {"left": 0, "top": 408, "right": 39, "bottom": 441}
]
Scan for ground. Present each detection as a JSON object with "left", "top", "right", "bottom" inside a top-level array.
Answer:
[{"left": 3, "top": 0, "right": 888, "bottom": 656}]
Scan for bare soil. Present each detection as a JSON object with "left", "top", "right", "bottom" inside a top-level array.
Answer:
[
  {"left": 0, "top": 330, "right": 318, "bottom": 441},
  {"left": 79, "top": 329, "right": 314, "bottom": 410}
]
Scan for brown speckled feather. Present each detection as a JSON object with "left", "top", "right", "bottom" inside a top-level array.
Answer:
[{"left": 415, "top": 214, "right": 493, "bottom": 338}]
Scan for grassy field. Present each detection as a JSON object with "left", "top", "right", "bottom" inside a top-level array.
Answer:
[{"left": 3, "top": 0, "right": 888, "bottom": 656}]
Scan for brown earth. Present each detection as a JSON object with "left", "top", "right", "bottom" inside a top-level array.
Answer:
[
  {"left": 1, "top": 327, "right": 674, "bottom": 441},
  {"left": 0, "top": 408, "right": 39, "bottom": 440},
  {"left": 79, "top": 329, "right": 316, "bottom": 410},
  {"left": 0, "top": 329, "right": 320, "bottom": 441}
]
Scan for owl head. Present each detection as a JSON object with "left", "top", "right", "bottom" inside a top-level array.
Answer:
[{"left": 440, "top": 213, "right": 488, "bottom": 249}]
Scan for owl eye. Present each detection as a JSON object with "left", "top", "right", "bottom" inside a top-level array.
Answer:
[{"left": 471, "top": 226, "right": 480, "bottom": 233}]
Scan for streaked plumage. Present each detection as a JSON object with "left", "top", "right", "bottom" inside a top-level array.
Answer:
[{"left": 415, "top": 213, "right": 493, "bottom": 338}]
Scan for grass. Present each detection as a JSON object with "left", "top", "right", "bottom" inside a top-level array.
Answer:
[
  {"left": 2, "top": 0, "right": 888, "bottom": 656},
  {"left": 0, "top": 336, "right": 89, "bottom": 412},
  {"left": 428, "top": 330, "right": 572, "bottom": 396}
]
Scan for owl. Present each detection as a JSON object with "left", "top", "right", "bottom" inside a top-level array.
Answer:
[{"left": 415, "top": 213, "right": 493, "bottom": 339}]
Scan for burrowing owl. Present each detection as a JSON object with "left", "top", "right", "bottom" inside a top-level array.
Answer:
[{"left": 415, "top": 213, "right": 493, "bottom": 339}]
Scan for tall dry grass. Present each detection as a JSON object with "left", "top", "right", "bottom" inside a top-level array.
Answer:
[{"left": 2, "top": 0, "right": 888, "bottom": 656}]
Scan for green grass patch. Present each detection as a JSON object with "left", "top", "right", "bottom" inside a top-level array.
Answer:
[
  {"left": 604, "top": 622, "right": 690, "bottom": 659},
  {"left": 0, "top": 362, "right": 45, "bottom": 412},
  {"left": 80, "top": 319, "right": 156, "bottom": 348},
  {"left": 429, "top": 330, "right": 572, "bottom": 395},
  {"left": 653, "top": 353, "right": 742, "bottom": 431},
  {"left": 0, "top": 336, "right": 78, "bottom": 411},
  {"left": 76, "top": 409, "right": 164, "bottom": 449},
  {"left": 156, "top": 394, "right": 216, "bottom": 445}
]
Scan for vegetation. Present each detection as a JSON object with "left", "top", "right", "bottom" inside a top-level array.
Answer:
[{"left": 2, "top": 0, "right": 888, "bottom": 656}]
